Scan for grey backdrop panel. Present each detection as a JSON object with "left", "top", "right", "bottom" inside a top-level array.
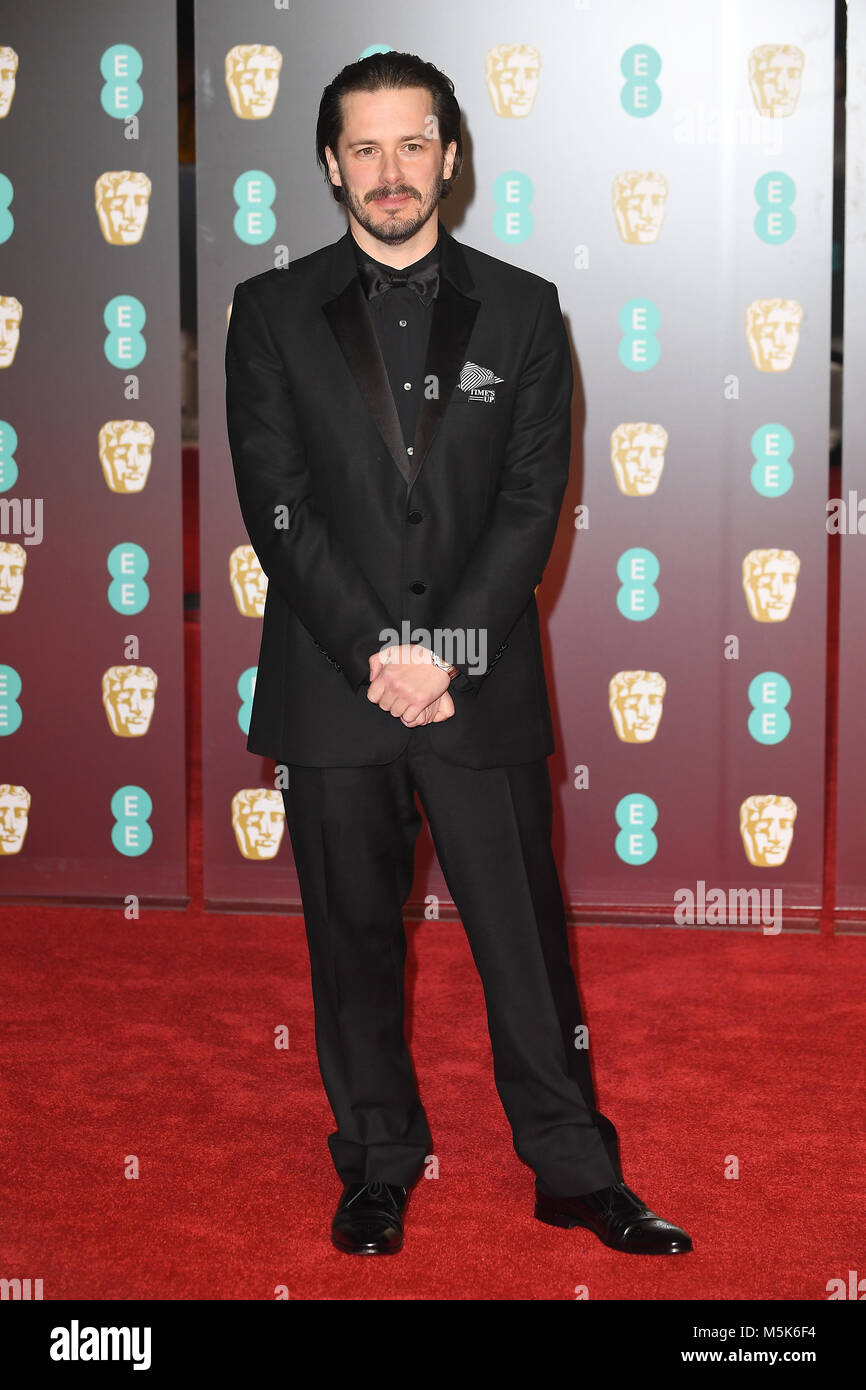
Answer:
[
  {"left": 836, "top": 0, "right": 866, "bottom": 927},
  {"left": 0, "top": 0, "right": 186, "bottom": 903},
  {"left": 195, "top": 0, "right": 833, "bottom": 925}
]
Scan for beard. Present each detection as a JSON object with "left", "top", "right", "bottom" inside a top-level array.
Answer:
[{"left": 338, "top": 164, "right": 446, "bottom": 246}]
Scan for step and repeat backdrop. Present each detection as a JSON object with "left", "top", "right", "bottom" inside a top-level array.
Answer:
[
  {"left": 194, "top": 0, "right": 836, "bottom": 923},
  {"left": 0, "top": 0, "right": 187, "bottom": 903},
  {"left": 836, "top": 0, "right": 866, "bottom": 931}
]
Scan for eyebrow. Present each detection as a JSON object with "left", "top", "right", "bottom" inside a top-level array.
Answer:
[{"left": 346, "top": 133, "right": 429, "bottom": 147}]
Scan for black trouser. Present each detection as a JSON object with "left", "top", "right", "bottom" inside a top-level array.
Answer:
[{"left": 280, "top": 723, "right": 622, "bottom": 1197}]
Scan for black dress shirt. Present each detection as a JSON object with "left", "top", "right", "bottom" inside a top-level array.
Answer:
[
  {"left": 351, "top": 227, "right": 474, "bottom": 694},
  {"left": 351, "top": 227, "right": 441, "bottom": 458}
]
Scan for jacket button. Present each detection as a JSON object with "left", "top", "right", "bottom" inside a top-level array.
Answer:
[
  {"left": 409, "top": 581, "right": 426, "bottom": 595},
  {"left": 408, "top": 511, "right": 423, "bottom": 524}
]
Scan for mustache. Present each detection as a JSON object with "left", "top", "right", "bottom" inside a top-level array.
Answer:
[{"left": 366, "top": 187, "right": 420, "bottom": 202}]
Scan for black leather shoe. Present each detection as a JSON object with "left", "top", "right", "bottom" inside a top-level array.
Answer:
[
  {"left": 331, "top": 1181, "right": 409, "bottom": 1255},
  {"left": 535, "top": 1179, "right": 692, "bottom": 1255}
]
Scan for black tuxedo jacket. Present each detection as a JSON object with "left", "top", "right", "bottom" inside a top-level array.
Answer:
[{"left": 225, "top": 223, "right": 573, "bottom": 769}]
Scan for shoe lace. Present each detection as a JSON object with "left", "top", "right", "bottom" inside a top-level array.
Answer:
[
  {"left": 601, "top": 1181, "right": 647, "bottom": 1223},
  {"left": 346, "top": 1180, "right": 405, "bottom": 1210}
]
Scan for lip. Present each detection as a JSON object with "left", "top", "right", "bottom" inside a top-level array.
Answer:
[{"left": 374, "top": 195, "right": 410, "bottom": 207}]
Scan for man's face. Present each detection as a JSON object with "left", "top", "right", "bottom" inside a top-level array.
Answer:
[{"left": 325, "top": 86, "right": 457, "bottom": 247}]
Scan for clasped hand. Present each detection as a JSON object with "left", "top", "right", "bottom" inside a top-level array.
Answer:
[{"left": 367, "top": 644, "right": 455, "bottom": 726}]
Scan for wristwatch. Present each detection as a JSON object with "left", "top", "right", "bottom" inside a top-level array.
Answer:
[{"left": 428, "top": 650, "right": 459, "bottom": 681}]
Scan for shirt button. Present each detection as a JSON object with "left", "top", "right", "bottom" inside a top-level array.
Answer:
[
  {"left": 406, "top": 446, "right": 414, "bottom": 455},
  {"left": 408, "top": 511, "right": 423, "bottom": 524},
  {"left": 403, "top": 382, "right": 411, "bottom": 391},
  {"left": 398, "top": 319, "right": 407, "bottom": 327},
  {"left": 410, "top": 581, "right": 426, "bottom": 595}
]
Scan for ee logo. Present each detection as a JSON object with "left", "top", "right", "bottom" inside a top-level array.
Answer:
[
  {"left": 111, "top": 785, "right": 153, "bottom": 856},
  {"left": 617, "top": 547, "right": 659, "bottom": 620},
  {"left": 754, "top": 172, "right": 796, "bottom": 246},
  {"left": 615, "top": 793, "right": 658, "bottom": 864},
  {"left": 0, "top": 173, "right": 13, "bottom": 245},
  {"left": 108, "top": 541, "right": 150, "bottom": 614},
  {"left": 620, "top": 45, "right": 662, "bottom": 118},
  {"left": 233, "top": 171, "right": 276, "bottom": 244},
  {"left": 748, "top": 672, "right": 791, "bottom": 744},
  {"left": 0, "top": 419, "right": 18, "bottom": 492},
  {"left": 237, "top": 667, "right": 257, "bottom": 734},
  {"left": 493, "top": 171, "right": 534, "bottom": 244},
  {"left": 104, "top": 295, "right": 146, "bottom": 368},
  {"left": 0, "top": 664, "right": 22, "bottom": 735},
  {"left": 100, "top": 44, "right": 143, "bottom": 119},
  {"left": 619, "top": 298, "right": 660, "bottom": 371},
  {"left": 751, "top": 423, "right": 794, "bottom": 497}
]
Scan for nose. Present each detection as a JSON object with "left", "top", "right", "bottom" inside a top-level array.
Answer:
[{"left": 380, "top": 152, "right": 404, "bottom": 186}]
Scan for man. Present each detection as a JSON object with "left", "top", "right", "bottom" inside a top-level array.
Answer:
[{"left": 225, "top": 51, "right": 692, "bottom": 1259}]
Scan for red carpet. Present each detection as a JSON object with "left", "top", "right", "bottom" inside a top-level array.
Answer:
[
  {"left": 1, "top": 464, "right": 863, "bottom": 1300},
  {"left": 2, "top": 870, "right": 864, "bottom": 1300}
]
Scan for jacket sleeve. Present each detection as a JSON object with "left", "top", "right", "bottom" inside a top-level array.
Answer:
[
  {"left": 428, "top": 279, "right": 572, "bottom": 695},
  {"left": 225, "top": 279, "right": 400, "bottom": 695}
]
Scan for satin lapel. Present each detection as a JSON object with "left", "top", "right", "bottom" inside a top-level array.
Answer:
[
  {"left": 408, "top": 274, "right": 481, "bottom": 491},
  {"left": 322, "top": 275, "right": 411, "bottom": 485}
]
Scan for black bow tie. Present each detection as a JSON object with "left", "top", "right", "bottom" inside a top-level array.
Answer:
[{"left": 357, "top": 258, "right": 439, "bottom": 308}]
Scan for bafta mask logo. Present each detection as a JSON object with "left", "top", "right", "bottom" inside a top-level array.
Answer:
[
  {"left": 230, "top": 545, "right": 267, "bottom": 617},
  {"left": 612, "top": 171, "right": 669, "bottom": 244},
  {"left": 610, "top": 423, "right": 668, "bottom": 496},
  {"left": 94, "top": 171, "right": 152, "bottom": 245},
  {"left": 0, "top": 295, "right": 22, "bottom": 367},
  {"left": 99, "top": 420, "right": 154, "bottom": 493},
  {"left": 225, "top": 44, "right": 283, "bottom": 119},
  {"left": 485, "top": 44, "right": 541, "bottom": 118},
  {"left": 0, "top": 46, "right": 17, "bottom": 119},
  {"left": 748, "top": 44, "right": 805, "bottom": 119},
  {"left": 0, "top": 782, "right": 29, "bottom": 854},
  {"left": 742, "top": 548, "right": 800, "bottom": 622},
  {"left": 746, "top": 298, "right": 803, "bottom": 372},
  {"left": 739, "top": 794, "right": 797, "bottom": 867},
  {"left": 609, "top": 671, "right": 666, "bottom": 743},
  {"left": 232, "top": 788, "right": 285, "bottom": 860},
  {"left": 102, "top": 665, "right": 158, "bottom": 737},
  {"left": 0, "top": 540, "right": 25, "bottom": 613}
]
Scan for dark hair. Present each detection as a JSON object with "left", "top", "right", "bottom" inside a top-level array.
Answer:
[{"left": 316, "top": 51, "right": 463, "bottom": 203}]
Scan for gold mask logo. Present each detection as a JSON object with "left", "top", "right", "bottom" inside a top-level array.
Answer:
[
  {"left": 232, "top": 789, "right": 285, "bottom": 860},
  {"left": 102, "top": 666, "right": 158, "bottom": 737},
  {"left": 743, "top": 548, "right": 800, "bottom": 622},
  {"left": 0, "top": 295, "right": 22, "bottom": 367},
  {"left": 0, "top": 46, "right": 17, "bottom": 119},
  {"left": 746, "top": 298, "right": 803, "bottom": 372},
  {"left": 99, "top": 421, "right": 154, "bottom": 493},
  {"left": 748, "top": 44, "right": 805, "bottom": 119},
  {"left": 485, "top": 44, "right": 541, "bottom": 117},
  {"left": 225, "top": 44, "right": 283, "bottom": 119},
  {"left": 0, "top": 540, "right": 26, "bottom": 613},
  {"left": 230, "top": 545, "right": 267, "bottom": 617},
  {"left": 610, "top": 423, "right": 668, "bottom": 496},
  {"left": 740, "top": 794, "right": 797, "bottom": 867},
  {"left": 612, "top": 172, "right": 668, "bottom": 244},
  {"left": 0, "top": 783, "right": 29, "bottom": 855},
  {"left": 609, "top": 671, "right": 666, "bottom": 743},
  {"left": 95, "top": 171, "right": 152, "bottom": 245}
]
